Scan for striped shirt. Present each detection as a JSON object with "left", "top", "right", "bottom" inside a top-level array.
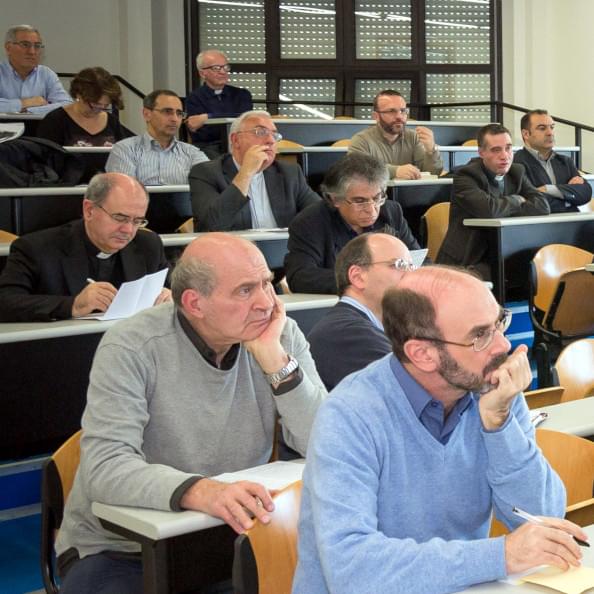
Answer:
[{"left": 106, "top": 132, "right": 208, "bottom": 185}]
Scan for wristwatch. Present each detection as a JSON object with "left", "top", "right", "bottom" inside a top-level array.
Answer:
[{"left": 266, "top": 355, "right": 299, "bottom": 385}]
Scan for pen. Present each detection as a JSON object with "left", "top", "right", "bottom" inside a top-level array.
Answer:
[
  {"left": 86, "top": 278, "right": 95, "bottom": 284},
  {"left": 512, "top": 506, "right": 590, "bottom": 547}
]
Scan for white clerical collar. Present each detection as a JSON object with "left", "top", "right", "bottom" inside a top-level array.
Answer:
[{"left": 96, "top": 251, "right": 113, "bottom": 259}]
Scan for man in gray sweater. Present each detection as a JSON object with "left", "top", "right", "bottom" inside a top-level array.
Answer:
[{"left": 56, "top": 233, "right": 326, "bottom": 594}]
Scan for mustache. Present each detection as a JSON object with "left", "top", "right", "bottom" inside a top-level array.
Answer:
[{"left": 483, "top": 352, "right": 508, "bottom": 376}]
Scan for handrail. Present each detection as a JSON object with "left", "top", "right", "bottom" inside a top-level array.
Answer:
[{"left": 57, "top": 73, "right": 146, "bottom": 100}]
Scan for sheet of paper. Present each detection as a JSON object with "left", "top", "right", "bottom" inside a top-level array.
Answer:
[
  {"left": 133, "top": 268, "right": 168, "bottom": 312},
  {"left": 521, "top": 565, "right": 594, "bottom": 594},
  {"left": 0, "top": 122, "right": 24, "bottom": 143},
  {"left": 411, "top": 248, "right": 428, "bottom": 268},
  {"left": 215, "top": 460, "right": 305, "bottom": 491}
]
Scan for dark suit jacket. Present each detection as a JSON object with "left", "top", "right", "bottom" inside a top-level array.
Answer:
[
  {"left": 513, "top": 148, "right": 591, "bottom": 213},
  {"left": 436, "top": 158, "right": 550, "bottom": 270},
  {"left": 0, "top": 220, "right": 169, "bottom": 322},
  {"left": 285, "top": 200, "right": 421, "bottom": 294},
  {"left": 188, "top": 154, "right": 321, "bottom": 231},
  {"left": 307, "top": 301, "right": 391, "bottom": 391}
]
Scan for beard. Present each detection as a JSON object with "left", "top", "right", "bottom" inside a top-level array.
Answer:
[
  {"left": 437, "top": 346, "right": 508, "bottom": 394},
  {"left": 378, "top": 116, "right": 404, "bottom": 136}
]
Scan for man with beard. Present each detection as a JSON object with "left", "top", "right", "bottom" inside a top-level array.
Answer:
[
  {"left": 293, "top": 266, "right": 586, "bottom": 594},
  {"left": 349, "top": 89, "right": 443, "bottom": 179}
]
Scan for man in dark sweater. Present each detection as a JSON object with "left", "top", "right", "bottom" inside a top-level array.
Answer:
[{"left": 308, "top": 233, "right": 413, "bottom": 390}]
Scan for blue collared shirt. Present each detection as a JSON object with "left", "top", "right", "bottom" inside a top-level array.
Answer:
[
  {"left": 106, "top": 132, "right": 208, "bottom": 185},
  {"left": 390, "top": 355, "right": 474, "bottom": 444},
  {"left": 0, "top": 61, "right": 72, "bottom": 114},
  {"left": 340, "top": 295, "right": 383, "bottom": 331}
]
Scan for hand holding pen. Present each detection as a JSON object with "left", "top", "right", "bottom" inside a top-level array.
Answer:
[{"left": 71, "top": 277, "right": 118, "bottom": 318}]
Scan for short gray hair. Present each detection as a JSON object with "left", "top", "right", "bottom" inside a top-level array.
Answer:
[
  {"left": 85, "top": 173, "right": 148, "bottom": 206},
  {"left": 171, "top": 257, "right": 217, "bottom": 306},
  {"left": 335, "top": 234, "right": 373, "bottom": 297},
  {"left": 321, "top": 153, "right": 388, "bottom": 204},
  {"left": 230, "top": 110, "right": 272, "bottom": 135},
  {"left": 196, "top": 49, "right": 227, "bottom": 70},
  {"left": 5, "top": 25, "right": 40, "bottom": 43}
]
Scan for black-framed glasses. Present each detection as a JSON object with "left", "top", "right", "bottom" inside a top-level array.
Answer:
[
  {"left": 148, "top": 107, "right": 187, "bottom": 119},
  {"left": 375, "top": 108, "right": 410, "bottom": 116},
  {"left": 343, "top": 191, "right": 387, "bottom": 210},
  {"left": 236, "top": 126, "right": 282, "bottom": 142},
  {"left": 95, "top": 203, "right": 148, "bottom": 228},
  {"left": 201, "top": 64, "right": 231, "bottom": 73},
  {"left": 88, "top": 101, "right": 113, "bottom": 113},
  {"left": 368, "top": 258, "right": 417, "bottom": 272},
  {"left": 414, "top": 309, "right": 513, "bottom": 353},
  {"left": 11, "top": 41, "right": 44, "bottom": 50}
]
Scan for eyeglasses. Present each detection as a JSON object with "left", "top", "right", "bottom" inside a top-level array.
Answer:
[
  {"left": 88, "top": 102, "right": 113, "bottom": 113},
  {"left": 95, "top": 203, "right": 148, "bottom": 228},
  {"left": 368, "top": 258, "right": 417, "bottom": 272},
  {"left": 342, "top": 191, "right": 387, "bottom": 210},
  {"left": 375, "top": 108, "right": 410, "bottom": 116},
  {"left": 415, "top": 309, "right": 513, "bottom": 353},
  {"left": 236, "top": 126, "right": 283, "bottom": 142},
  {"left": 201, "top": 64, "right": 231, "bottom": 73},
  {"left": 11, "top": 41, "right": 44, "bottom": 51},
  {"left": 148, "top": 107, "right": 187, "bottom": 119}
]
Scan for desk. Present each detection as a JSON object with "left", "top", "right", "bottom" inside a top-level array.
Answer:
[
  {"left": 92, "top": 460, "right": 304, "bottom": 594},
  {"left": 537, "top": 398, "right": 594, "bottom": 438},
  {"left": 0, "top": 112, "right": 43, "bottom": 136},
  {"left": 464, "top": 212, "right": 594, "bottom": 303},
  {"left": 0, "top": 293, "right": 335, "bottom": 459},
  {"left": 458, "top": 524, "right": 594, "bottom": 592}
]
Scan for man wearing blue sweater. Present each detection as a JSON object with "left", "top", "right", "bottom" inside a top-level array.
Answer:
[{"left": 293, "top": 266, "right": 587, "bottom": 594}]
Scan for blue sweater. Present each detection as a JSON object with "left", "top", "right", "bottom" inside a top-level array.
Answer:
[{"left": 292, "top": 354, "right": 566, "bottom": 594}]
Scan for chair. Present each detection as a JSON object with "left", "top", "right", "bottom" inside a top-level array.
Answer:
[
  {"left": 276, "top": 139, "right": 304, "bottom": 166},
  {"left": 536, "top": 429, "right": 594, "bottom": 526},
  {"left": 553, "top": 338, "right": 594, "bottom": 402},
  {"left": 523, "top": 386, "right": 565, "bottom": 409},
  {"left": 233, "top": 480, "right": 302, "bottom": 594},
  {"left": 331, "top": 138, "right": 351, "bottom": 147},
  {"left": 529, "top": 244, "right": 594, "bottom": 387},
  {"left": 419, "top": 202, "right": 450, "bottom": 261},
  {"left": 40, "top": 430, "right": 82, "bottom": 594},
  {"left": 462, "top": 139, "right": 478, "bottom": 146},
  {"left": 176, "top": 217, "right": 194, "bottom": 234},
  {"left": 0, "top": 229, "right": 17, "bottom": 242}
]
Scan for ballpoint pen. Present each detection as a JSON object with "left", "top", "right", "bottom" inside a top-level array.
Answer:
[{"left": 512, "top": 506, "right": 590, "bottom": 547}]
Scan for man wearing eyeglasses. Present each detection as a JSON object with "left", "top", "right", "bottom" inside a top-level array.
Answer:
[
  {"left": 285, "top": 153, "right": 421, "bottom": 294},
  {"left": 293, "top": 266, "right": 582, "bottom": 594},
  {"left": 189, "top": 109, "right": 320, "bottom": 231},
  {"left": 307, "top": 233, "right": 413, "bottom": 391},
  {"left": 186, "top": 49, "right": 253, "bottom": 157},
  {"left": 0, "top": 24, "right": 72, "bottom": 114},
  {"left": 0, "top": 172, "right": 171, "bottom": 322},
  {"left": 349, "top": 89, "right": 443, "bottom": 179}
]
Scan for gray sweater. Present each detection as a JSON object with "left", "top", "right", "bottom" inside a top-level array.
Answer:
[{"left": 56, "top": 303, "right": 326, "bottom": 558}]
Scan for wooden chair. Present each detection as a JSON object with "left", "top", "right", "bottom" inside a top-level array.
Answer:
[
  {"left": 331, "top": 138, "right": 351, "bottom": 147},
  {"left": 233, "top": 480, "right": 302, "bottom": 594},
  {"left": 524, "top": 386, "right": 565, "bottom": 409},
  {"left": 554, "top": 338, "right": 594, "bottom": 402},
  {"left": 536, "top": 429, "right": 594, "bottom": 526},
  {"left": 529, "top": 244, "right": 594, "bottom": 387},
  {"left": 0, "top": 229, "right": 17, "bottom": 242},
  {"left": 40, "top": 430, "right": 82, "bottom": 594},
  {"left": 176, "top": 217, "right": 194, "bottom": 234},
  {"left": 276, "top": 139, "right": 304, "bottom": 166},
  {"left": 419, "top": 202, "right": 450, "bottom": 261},
  {"left": 462, "top": 139, "right": 478, "bottom": 146}
]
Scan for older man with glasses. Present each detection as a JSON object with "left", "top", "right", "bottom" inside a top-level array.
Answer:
[
  {"left": 0, "top": 172, "right": 171, "bottom": 322},
  {"left": 349, "top": 89, "right": 443, "bottom": 179},
  {"left": 285, "top": 152, "right": 421, "bottom": 294},
  {"left": 186, "top": 49, "right": 254, "bottom": 157},
  {"left": 189, "top": 109, "right": 320, "bottom": 231},
  {"left": 0, "top": 24, "right": 72, "bottom": 114}
]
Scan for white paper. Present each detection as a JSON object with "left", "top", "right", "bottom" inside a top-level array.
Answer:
[
  {"left": 81, "top": 268, "right": 168, "bottom": 321},
  {"left": 411, "top": 248, "right": 429, "bottom": 268},
  {"left": 0, "top": 123, "right": 24, "bottom": 143},
  {"left": 215, "top": 460, "right": 305, "bottom": 491}
]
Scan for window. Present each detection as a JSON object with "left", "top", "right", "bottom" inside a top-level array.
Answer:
[
  {"left": 280, "top": 1, "right": 336, "bottom": 59},
  {"left": 355, "top": 79, "right": 412, "bottom": 119}
]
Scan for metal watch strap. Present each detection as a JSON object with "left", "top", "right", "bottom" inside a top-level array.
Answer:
[{"left": 266, "top": 354, "right": 299, "bottom": 385}]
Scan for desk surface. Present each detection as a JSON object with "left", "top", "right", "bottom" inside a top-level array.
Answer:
[
  {"left": 92, "top": 460, "right": 305, "bottom": 541},
  {"left": 0, "top": 112, "right": 43, "bottom": 120},
  {"left": 464, "top": 212, "right": 594, "bottom": 228},
  {"left": 0, "top": 293, "right": 336, "bottom": 343},
  {"left": 0, "top": 184, "right": 190, "bottom": 197},
  {"left": 387, "top": 177, "right": 453, "bottom": 187},
  {"left": 537, "top": 397, "right": 594, "bottom": 437}
]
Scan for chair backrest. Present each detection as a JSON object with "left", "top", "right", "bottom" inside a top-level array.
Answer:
[
  {"left": 545, "top": 268, "right": 594, "bottom": 336},
  {"left": 0, "top": 229, "right": 18, "bottom": 241},
  {"left": 524, "top": 386, "right": 565, "bottom": 409},
  {"left": 276, "top": 140, "right": 303, "bottom": 166},
  {"left": 554, "top": 338, "right": 594, "bottom": 402},
  {"left": 176, "top": 217, "right": 194, "bottom": 234},
  {"left": 462, "top": 139, "right": 478, "bottom": 146},
  {"left": 531, "top": 244, "right": 593, "bottom": 313},
  {"left": 420, "top": 202, "right": 450, "bottom": 261},
  {"left": 40, "top": 430, "right": 82, "bottom": 594},
  {"left": 331, "top": 138, "right": 351, "bottom": 147},
  {"left": 536, "top": 429, "right": 594, "bottom": 505},
  {"left": 233, "top": 480, "right": 302, "bottom": 594}
]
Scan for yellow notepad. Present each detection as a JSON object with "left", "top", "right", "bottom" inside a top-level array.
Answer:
[{"left": 521, "top": 565, "right": 594, "bottom": 594}]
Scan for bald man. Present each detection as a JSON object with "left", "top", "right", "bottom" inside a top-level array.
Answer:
[
  {"left": 308, "top": 233, "right": 414, "bottom": 390},
  {"left": 294, "top": 266, "right": 584, "bottom": 594},
  {"left": 0, "top": 172, "right": 170, "bottom": 322},
  {"left": 56, "top": 233, "right": 326, "bottom": 594}
]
